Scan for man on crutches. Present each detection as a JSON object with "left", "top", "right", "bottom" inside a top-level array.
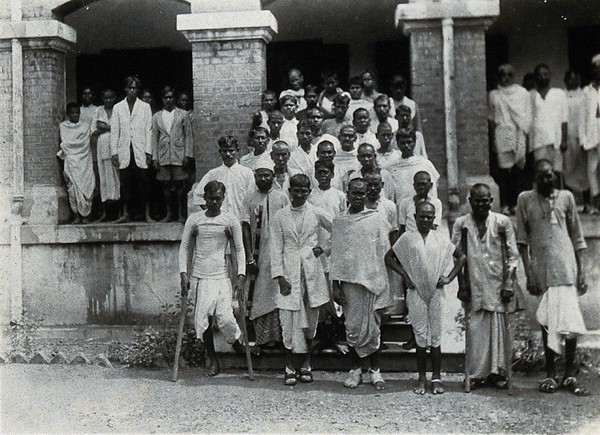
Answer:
[
  {"left": 452, "top": 183, "right": 523, "bottom": 391},
  {"left": 175, "top": 180, "right": 247, "bottom": 379}
]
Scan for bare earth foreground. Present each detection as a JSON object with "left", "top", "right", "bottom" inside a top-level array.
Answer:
[{"left": 1, "top": 365, "right": 599, "bottom": 434}]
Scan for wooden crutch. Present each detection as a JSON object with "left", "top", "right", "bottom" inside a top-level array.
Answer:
[
  {"left": 499, "top": 227, "right": 515, "bottom": 395},
  {"left": 458, "top": 227, "right": 472, "bottom": 393},
  {"left": 171, "top": 284, "right": 189, "bottom": 382}
]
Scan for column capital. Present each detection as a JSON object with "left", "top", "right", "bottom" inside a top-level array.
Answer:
[
  {"left": 396, "top": 0, "right": 499, "bottom": 34},
  {"left": 177, "top": 10, "right": 277, "bottom": 43},
  {"left": 0, "top": 20, "right": 76, "bottom": 52}
]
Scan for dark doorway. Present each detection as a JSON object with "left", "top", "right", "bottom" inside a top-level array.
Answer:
[
  {"left": 485, "top": 34, "right": 509, "bottom": 91},
  {"left": 568, "top": 26, "right": 600, "bottom": 86},
  {"left": 267, "top": 40, "right": 350, "bottom": 94},
  {"left": 373, "top": 39, "right": 411, "bottom": 97},
  {"left": 76, "top": 47, "right": 193, "bottom": 109}
]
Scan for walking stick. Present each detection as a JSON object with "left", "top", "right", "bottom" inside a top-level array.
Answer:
[
  {"left": 237, "top": 276, "right": 254, "bottom": 380},
  {"left": 458, "top": 227, "right": 472, "bottom": 393},
  {"left": 171, "top": 285, "right": 189, "bottom": 382},
  {"left": 499, "top": 227, "right": 514, "bottom": 395}
]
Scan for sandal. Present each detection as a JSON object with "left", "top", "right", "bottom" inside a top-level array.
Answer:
[
  {"left": 562, "top": 377, "right": 590, "bottom": 396},
  {"left": 414, "top": 381, "right": 426, "bottom": 395},
  {"left": 298, "top": 368, "right": 313, "bottom": 383},
  {"left": 369, "top": 369, "right": 385, "bottom": 391},
  {"left": 538, "top": 377, "right": 558, "bottom": 394},
  {"left": 343, "top": 368, "right": 362, "bottom": 389},
  {"left": 432, "top": 379, "right": 445, "bottom": 395},
  {"left": 284, "top": 370, "right": 297, "bottom": 386}
]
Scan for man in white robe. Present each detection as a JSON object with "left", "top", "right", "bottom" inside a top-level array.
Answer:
[
  {"left": 58, "top": 103, "right": 95, "bottom": 224},
  {"left": 488, "top": 64, "right": 532, "bottom": 214}
]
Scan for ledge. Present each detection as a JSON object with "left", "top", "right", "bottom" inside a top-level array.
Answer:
[
  {"left": 177, "top": 10, "right": 277, "bottom": 35},
  {"left": 395, "top": 0, "right": 499, "bottom": 24},
  {"left": 0, "top": 20, "right": 76, "bottom": 43},
  {"left": 1, "top": 223, "right": 184, "bottom": 245}
]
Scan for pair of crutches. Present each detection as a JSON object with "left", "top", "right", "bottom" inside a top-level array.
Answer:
[
  {"left": 461, "top": 227, "right": 513, "bottom": 394},
  {"left": 171, "top": 240, "right": 254, "bottom": 382}
]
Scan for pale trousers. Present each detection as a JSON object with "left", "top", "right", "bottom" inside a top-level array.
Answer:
[{"left": 587, "top": 147, "right": 600, "bottom": 197}]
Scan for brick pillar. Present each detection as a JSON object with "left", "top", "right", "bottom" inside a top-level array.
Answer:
[
  {"left": 177, "top": 10, "right": 277, "bottom": 179},
  {"left": 0, "top": 20, "right": 76, "bottom": 224},
  {"left": 396, "top": 0, "right": 500, "bottom": 219}
]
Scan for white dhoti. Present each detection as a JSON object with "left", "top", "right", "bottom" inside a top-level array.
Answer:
[
  {"left": 536, "top": 285, "right": 587, "bottom": 354},
  {"left": 406, "top": 287, "right": 442, "bottom": 348},
  {"left": 342, "top": 282, "right": 383, "bottom": 358},
  {"left": 98, "top": 157, "right": 120, "bottom": 201},
  {"left": 191, "top": 277, "right": 241, "bottom": 343},
  {"left": 468, "top": 310, "right": 511, "bottom": 379},
  {"left": 279, "top": 269, "right": 320, "bottom": 354}
]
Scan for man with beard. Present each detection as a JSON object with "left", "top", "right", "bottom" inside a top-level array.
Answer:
[{"left": 516, "top": 159, "right": 589, "bottom": 396}]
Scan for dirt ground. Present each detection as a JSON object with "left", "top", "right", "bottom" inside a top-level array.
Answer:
[{"left": 1, "top": 364, "right": 599, "bottom": 434}]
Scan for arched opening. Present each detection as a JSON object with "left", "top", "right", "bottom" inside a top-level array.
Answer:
[{"left": 56, "top": 0, "right": 192, "bottom": 109}]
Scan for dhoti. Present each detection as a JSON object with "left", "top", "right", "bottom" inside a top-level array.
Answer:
[
  {"left": 191, "top": 277, "right": 241, "bottom": 343},
  {"left": 406, "top": 287, "right": 442, "bottom": 348},
  {"left": 467, "top": 310, "right": 511, "bottom": 379},
  {"left": 342, "top": 282, "right": 382, "bottom": 358},
  {"left": 536, "top": 285, "right": 587, "bottom": 354}
]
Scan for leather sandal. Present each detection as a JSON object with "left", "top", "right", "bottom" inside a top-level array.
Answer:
[
  {"left": 563, "top": 377, "right": 590, "bottom": 396},
  {"left": 538, "top": 377, "right": 558, "bottom": 393},
  {"left": 284, "top": 371, "right": 297, "bottom": 386},
  {"left": 298, "top": 368, "right": 313, "bottom": 383}
]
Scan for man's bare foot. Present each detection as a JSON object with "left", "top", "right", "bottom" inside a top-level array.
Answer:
[
  {"left": 112, "top": 214, "right": 130, "bottom": 224},
  {"left": 159, "top": 212, "right": 172, "bottom": 223},
  {"left": 81, "top": 217, "right": 90, "bottom": 225},
  {"left": 414, "top": 379, "right": 426, "bottom": 395},
  {"left": 206, "top": 356, "right": 220, "bottom": 377},
  {"left": 432, "top": 379, "right": 445, "bottom": 394},
  {"left": 71, "top": 216, "right": 82, "bottom": 224},
  {"left": 145, "top": 214, "right": 156, "bottom": 223},
  {"left": 178, "top": 214, "right": 186, "bottom": 223}
]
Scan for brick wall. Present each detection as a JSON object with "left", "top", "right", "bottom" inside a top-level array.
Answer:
[
  {"left": 409, "top": 27, "right": 447, "bottom": 202},
  {"left": 190, "top": 39, "right": 266, "bottom": 179},
  {"left": 23, "top": 48, "right": 65, "bottom": 186},
  {"left": 454, "top": 25, "right": 489, "bottom": 185},
  {"left": 0, "top": 50, "right": 13, "bottom": 188}
]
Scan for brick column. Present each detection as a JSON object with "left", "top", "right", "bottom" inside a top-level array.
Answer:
[
  {"left": 177, "top": 11, "right": 277, "bottom": 179},
  {"left": 0, "top": 19, "right": 76, "bottom": 224},
  {"left": 396, "top": 0, "right": 500, "bottom": 219}
]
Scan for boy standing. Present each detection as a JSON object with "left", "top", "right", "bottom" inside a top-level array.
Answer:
[
  {"left": 322, "top": 93, "right": 351, "bottom": 137},
  {"left": 347, "top": 76, "right": 373, "bottom": 117},
  {"left": 240, "top": 127, "right": 271, "bottom": 171},
  {"left": 252, "top": 90, "right": 277, "bottom": 130},
  {"left": 375, "top": 122, "right": 403, "bottom": 169},
  {"left": 179, "top": 181, "right": 246, "bottom": 376},
  {"left": 388, "top": 127, "right": 439, "bottom": 204},
  {"left": 353, "top": 108, "right": 379, "bottom": 149},
  {"left": 151, "top": 86, "right": 194, "bottom": 222},
  {"left": 346, "top": 143, "right": 396, "bottom": 201},
  {"left": 58, "top": 103, "right": 96, "bottom": 224},
  {"left": 398, "top": 171, "right": 443, "bottom": 234},
  {"left": 91, "top": 89, "right": 120, "bottom": 222},
  {"left": 386, "top": 202, "right": 465, "bottom": 394},
  {"left": 271, "top": 174, "right": 332, "bottom": 385}
]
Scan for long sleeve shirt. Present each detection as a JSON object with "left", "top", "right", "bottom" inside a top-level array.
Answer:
[
  {"left": 516, "top": 189, "right": 586, "bottom": 289},
  {"left": 179, "top": 211, "right": 245, "bottom": 279}
]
